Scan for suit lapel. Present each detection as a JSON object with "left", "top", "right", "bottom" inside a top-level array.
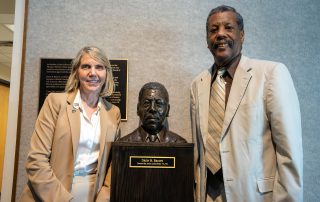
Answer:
[
  {"left": 66, "top": 92, "right": 81, "bottom": 161},
  {"left": 96, "top": 99, "right": 113, "bottom": 175},
  {"left": 198, "top": 69, "right": 212, "bottom": 145},
  {"left": 95, "top": 101, "right": 113, "bottom": 191},
  {"left": 221, "top": 56, "right": 252, "bottom": 140},
  {"left": 99, "top": 104, "right": 108, "bottom": 159}
]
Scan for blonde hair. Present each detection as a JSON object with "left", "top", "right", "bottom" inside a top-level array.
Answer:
[{"left": 65, "top": 46, "right": 114, "bottom": 97}]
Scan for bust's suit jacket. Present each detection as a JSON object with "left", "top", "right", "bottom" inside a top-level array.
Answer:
[
  {"left": 118, "top": 126, "right": 187, "bottom": 143},
  {"left": 19, "top": 91, "right": 121, "bottom": 202},
  {"left": 190, "top": 56, "right": 303, "bottom": 202}
]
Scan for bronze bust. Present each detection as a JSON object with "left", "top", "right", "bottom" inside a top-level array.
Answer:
[{"left": 119, "top": 82, "right": 187, "bottom": 143}]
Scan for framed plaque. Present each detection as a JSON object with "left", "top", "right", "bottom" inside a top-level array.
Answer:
[
  {"left": 106, "top": 59, "right": 128, "bottom": 121},
  {"left": 38, "top": 58, "right": 128, "bottom": 120},
  {"left": 38, "top": 58, "right": 72, "bottom": 109}
]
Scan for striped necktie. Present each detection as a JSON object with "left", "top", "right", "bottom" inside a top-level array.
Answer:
[{"left": 205, "top": 68, "right": 226, "bottom": 174}]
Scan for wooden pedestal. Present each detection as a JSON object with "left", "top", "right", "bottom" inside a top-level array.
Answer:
[{"left": 110, "top": 142, "right": 194, "bottom": 202}]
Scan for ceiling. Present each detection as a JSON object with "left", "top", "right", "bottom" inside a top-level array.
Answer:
[{"left": 0, "top": 0, "right": 15, "bottom": 82}]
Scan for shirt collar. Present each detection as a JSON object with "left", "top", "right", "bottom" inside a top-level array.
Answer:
[
  {"left": 72, "top": 89, "right": 101, "bottom": 114},
  {"left": 72, "top": 90, "right": 81, "bottom": 112},
  {"left": 140, "top": 127, "right": 165, "bottom": 142},
  {"left": 213, "top": 54, "right": 242, "bottom": 79}
]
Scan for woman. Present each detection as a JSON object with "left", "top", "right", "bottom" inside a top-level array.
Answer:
[{"left": 20, "top": 46, "right": 121, "bottom": 202}]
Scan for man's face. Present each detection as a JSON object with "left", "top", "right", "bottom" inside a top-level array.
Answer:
[
  {"left": 207, "top": 11, "right": 244, "bottom": 66},
  {"left": 138, "top": 88, "right": 169, "bottom": 134}
]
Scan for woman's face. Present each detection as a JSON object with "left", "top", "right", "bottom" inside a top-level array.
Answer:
[{"left": 77, "top": 53, "right": 107, "bottom": 95}]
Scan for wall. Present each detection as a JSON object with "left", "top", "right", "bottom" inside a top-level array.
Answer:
[
  {"left": 0, "top": 68, "right": 10, "bottom": 82},
  {"left": 14, "top": 0, "right": 320, "bottom": 201}
]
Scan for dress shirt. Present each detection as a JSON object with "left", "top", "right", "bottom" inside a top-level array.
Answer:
[{"left": 73, "top": 90, "right": 102, "bottom": 176}]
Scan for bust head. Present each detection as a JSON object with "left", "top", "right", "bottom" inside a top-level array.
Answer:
[{"left": 137, "top": 82, "right": 170, "bottom": 135}]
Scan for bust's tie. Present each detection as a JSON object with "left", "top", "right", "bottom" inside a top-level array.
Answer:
[{"left": 205, "top": 68, "right": 226, "bottom": 174}]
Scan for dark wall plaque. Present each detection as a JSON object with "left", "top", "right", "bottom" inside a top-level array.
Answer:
[
  {"left": 39, "top": 58, "right": 72, "bottom": 109},
  {"left": 39, "top": 58, "right": 128, "bottom": 120},
  {"left": 107, "top": 59, "right": 128, "bottom": 120}
]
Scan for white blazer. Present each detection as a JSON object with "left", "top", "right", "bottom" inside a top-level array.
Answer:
[{"left": 190, "top": 56, "right": 303, "bottom": 202}]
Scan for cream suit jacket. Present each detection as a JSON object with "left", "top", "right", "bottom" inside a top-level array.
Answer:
[
  {"left": 190, "top": 56, "right": 303, "bottom": 202},
  {"left": 20, "top": 91, "right": 121, "bottom": 202}
]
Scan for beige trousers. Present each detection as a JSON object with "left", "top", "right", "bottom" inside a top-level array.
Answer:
[{"left": 71, "top": 174, "right": 96, "bottom": 202}]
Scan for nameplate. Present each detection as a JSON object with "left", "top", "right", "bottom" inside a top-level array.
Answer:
[{"left": 129, "top": 156, "right": 175, "bottom": 168}]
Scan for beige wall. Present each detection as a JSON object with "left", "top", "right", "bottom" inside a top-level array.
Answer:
[{"left": 0, "top": 68, "right": 11, "bottom": 82}]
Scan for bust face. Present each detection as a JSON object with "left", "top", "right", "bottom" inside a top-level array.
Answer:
[{"left": 137, "top": 88, "right": 169, "bottom": 135}]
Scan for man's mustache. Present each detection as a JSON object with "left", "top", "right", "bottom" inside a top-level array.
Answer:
[{"left": 212, "top": 39, "right": 233, "bottom": 49}]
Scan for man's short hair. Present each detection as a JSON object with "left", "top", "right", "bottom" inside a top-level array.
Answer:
[{"left": 206, "top": 5, "right": 244, "bottom": 34}]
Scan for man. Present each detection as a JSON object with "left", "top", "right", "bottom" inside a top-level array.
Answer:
[
  {"left": 190, "top": 5, "right": 303, "bottom": 202},
  {"left": 120, "top": 82, "right": 187, "bottom": 143}
]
